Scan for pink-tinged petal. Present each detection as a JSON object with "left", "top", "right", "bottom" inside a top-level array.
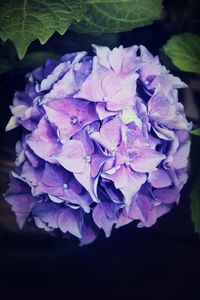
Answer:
[
  {"left": 115, "top": 212, "right": 133, "bottom": 229},
  {"left": 106, "top": 102, "right": 125, "bottom": 112},
  {"left": 92, "top": 44, "right": 111, "bottom": 69},
  {"left": 148, "top": 169, "right": 172, "bottom": 188},
  {"left": 120, "top": 169, "right": 147, "bottom": 205},
  {"left": 130, "top": 148, "right": 166, "bottom": 173},
  {"left": 44, "top": 98, "right": 77, "bottom": 129},
  {"left": 148, "top": 93, "right": 175, "bottom": 120},
  {"left": 108, "top": 46, "right": 124, "bottom": 73},
  {"left": 138, "top": 203, "right": 172, "bottom": 228},
  {"left": 139, "top": 46, "right": 161, "bottom": 80},
  {"left": 96, "top": 102, "right": 117, "bottom": 120},
  {"left": 102, "top": 165, "right": 128, "bottom": 189},
  {"left": 44, "top": 98, "right": 98, "bottom": 143},
  {"left": 121, "top": 46, "right": 140, "bottom": 73},
  {"left": 152, "top": 122, "right": 175, "bottom": 140},
  {"left": 140, "top": 58, "right": 161, "bottom": 81},
  {"left": 92, "top": 204, "right": 115, "bottom": 237},
  {"left": 52, "top": 140, "right": 86, "bottom": 173},
  {"left": 115, "top": 141, "right": 128, "bottom": 166},
  {"left": 102, "top": 73, "right": 121, "bottom": 98},
  {"left": 91, "top": 117, "right": 122, "bottom": 152},
  {"left": 126, "top": 199, "right": 146, "bottom": 222},
  {"left": 108, "top": 86, "right": 135, "bottom": 109},
  {"left": 170, "top": 141, "right": 191, "bottom": 169},
  {"left": 74, "top": 163, "right": 99, "bottom": 202},
  {"left": 58, "top": 208, "right": 82, "bottom": 238},
  {"left": 74, "top": 57, "right": 105, "bottom": 102},
  {"left": 140, "top": 45, "right": 154, "bottom": 62},
  {"left": 102, "top": 72, "right": 138, "bottom": 107},
  {"left": 26, "top": 117, "right": 61, "bottom": 162},
  {"left": 153, "top": 187, "right": 180, "bottom": 204}
]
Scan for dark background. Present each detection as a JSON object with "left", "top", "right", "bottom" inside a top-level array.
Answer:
[{"left": 0, "top": 1, "right": 200, "bottom": 299}]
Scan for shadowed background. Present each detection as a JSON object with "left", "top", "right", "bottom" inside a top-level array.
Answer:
[{"left": 0, "top": 1, "right": 200, "bottom": 298}]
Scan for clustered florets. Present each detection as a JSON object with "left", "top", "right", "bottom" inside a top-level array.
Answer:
[{"left": 5, "top": 45, "right": 191, "bottom": 245}]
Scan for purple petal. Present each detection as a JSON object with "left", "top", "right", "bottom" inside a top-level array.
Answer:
[
  {"left": 52, "top": 140, "right": 86, "bottom": 173},
  {"left": 91, "top": 116, "right": 122, "bottom": 152},
  {"left": 5, "top": 173, "right": 38, "bottom": 228},
  {"left": 80, "top": 214, "right": 99, "bottom": 246},
  {"left": 130, "top": 148, "right": 166, "bottom": 173},
  {"left": 148, "top": 168, "right": 172, "bottom": 188},
  {"left": 32, "top": 202, "right": 61, "bottom": 229},
  {"left": 120, "top": 169, "right": 147, "bottom": 205},
  {"left": 26, "top": 117, "right": 61, "bottom": 162},
  {"left": 153, "top": 187, "right": 180, "bottom": 203},
  {"left": 137, "top": 203, "right": 172, "bottom": 228},
  {"left": 75, "top": 57, "right": 105, "bottom": 102},
  {"left": 44, "top": 98, "right": 98, "bottom": 143},
  {"left": 102, "top": 165, "right": 128, "bottom": 189},
  {"left": 92, "top": 204, "right": 115, "bottom": 237},
  {"left": 170, "top": 141, "right": 191, "bottom": 169},
  {"left": 58, "top": 208, "right": 82, "bottom": 238},
  {"left": 74, "top": 163, "right": 99, "bottom": 202},
  {"left": 96, "top": 102, "right": 117, "bottom": 120}
]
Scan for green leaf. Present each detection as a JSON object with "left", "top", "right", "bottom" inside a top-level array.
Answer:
[
  {"left": 19, "top": 51, "right": 59, "bottom": 69},
  {"left": 72, "top": 0, "right": 163, "bottom": 34},
  {"left": 191, "top": 128, "right": 200, "bottom": 136},
  {"left": 191, "top": 176, "right": 200, "bottom": 233},
  {"left": 0, "top": 58, "right": 13, "bottom": 74},
  {"left": 0, "top": 0, "right": 85, "bottom": 59},
  {"left": 164, "top": 33, "right": 200, "bottom": 74}
]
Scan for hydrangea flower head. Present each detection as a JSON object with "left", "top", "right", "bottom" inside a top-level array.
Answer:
[{"left": 5, "top": 45, "right": 191, "bottom": 245}]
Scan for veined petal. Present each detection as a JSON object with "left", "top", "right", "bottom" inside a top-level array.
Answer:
[
  {"left": 52, "top": 140, "right": 86, "bottom": 173},
  {"left": 130, "top": 148, "right": 166, "bottom": 173}
]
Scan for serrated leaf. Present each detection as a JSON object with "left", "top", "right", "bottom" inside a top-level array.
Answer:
[
  {"left": 0, "top": 0, "right": 85, "bottom": 59},
  {"left": 191, "top": 176, "right": 200, "bottom": 233},
  {"left": 164, "top": 33, "right": 200, "bottom": 74},
  {"left": 19, "top": 51, "right": 59, "bottom": 69},
  {"left": 191, "top": 128, "right": 200, "bottom": 136},
  {"left": 72, "top": 0, "right": 163, "bottom": 34}
]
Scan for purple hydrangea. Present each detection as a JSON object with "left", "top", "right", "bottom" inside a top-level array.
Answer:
[{"left": 5, "top": 45, "right": 191, "bottom": 245}]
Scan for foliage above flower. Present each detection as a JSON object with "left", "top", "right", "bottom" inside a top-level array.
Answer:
[
  {"left": 5, "top": 44, "right": 191, "bottom": 245},
  {"left": 0, "top": 0, "right": 163, "bottom": 59}
]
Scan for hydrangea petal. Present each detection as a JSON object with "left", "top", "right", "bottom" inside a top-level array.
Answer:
[
  {"left": 148, "top": 168, "right": 172, "bottom": 188},
  {"left": 130, "top": 148, "right": 166, "bottom": 172},
  {"left": 92, "top": 203, "right": 115, "bottom": 237},
  {"left": 52, "top": 140, "right": 86, "bottom": 173},
  {"left": 57, "top": 208, "right": 82, "bottom": 238},
  {"left": 26, "top": 117, "right": 61, "bottom": 162}
]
